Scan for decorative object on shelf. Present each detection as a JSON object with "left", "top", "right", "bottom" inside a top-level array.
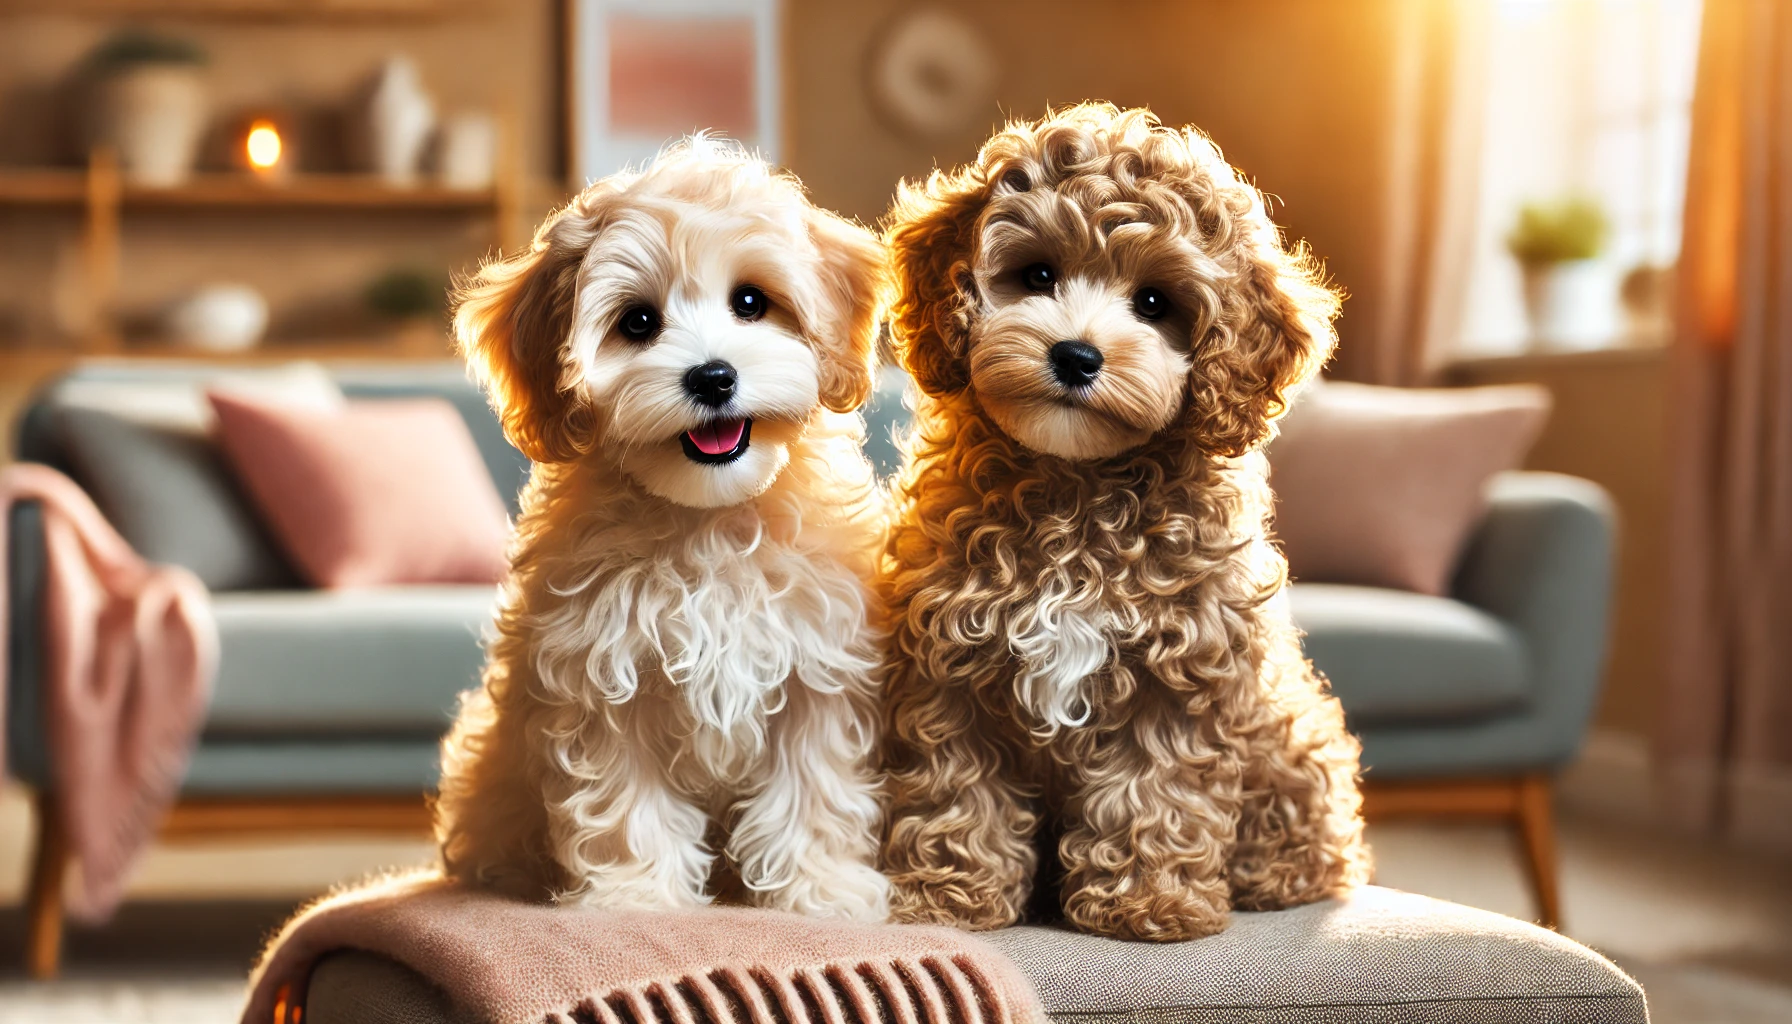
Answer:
[
  {"left": 212, "top": 107, "right": 298, "bottom": 180},
  {"left": 866, "top": 7, "right": 998, "bottom": 140},
  {"left": 1619, "top": 262, "right": 1674, "bottom": 342},
  {"left": 365, "top": 265, "right": 449, "bottom": 353},
  {"left": 436, "top": 112, "right": 496, "bottom": 190},
  {"left": 567, "top": 0, "right": 779, "bottom": 183},
  {"left": 1507, "top": 197, "right": 1617, "bottom": 351},
  {"left": 354, "top": 56, "right": 437, "bottom": 187},
  {"left": 81, "top": 30, "right": 209, "bottom": 188},
  {"left": 165, "top": 283, "right": 268, "bottom": 352},
  {"left": 244, "top": 119, "right": 286, "bottom": 181}
]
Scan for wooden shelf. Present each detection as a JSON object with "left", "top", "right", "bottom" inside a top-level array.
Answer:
[
  {"left": 0, "top": 170, "right": 500, "bottom": 210},
  {"left": 0, "top": 339, "right": 455, "bottom": 370},
  {"left": 0, "top": 147, "right": 528, "bottom": 354},
  {"left": 0, "top": 0, "right": 495, "bottom": 20},
  {"left": 0, "top": 171, "right": 84, "bottom": 205}
]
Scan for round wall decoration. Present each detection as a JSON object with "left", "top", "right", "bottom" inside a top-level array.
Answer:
[{"left": 865, "top": 8, "right": 999, "bottom": 140}]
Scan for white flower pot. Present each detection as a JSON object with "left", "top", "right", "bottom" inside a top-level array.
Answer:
[
  {"left": 91, "top": 64, "right": 207, "bottom": 187},
  {"left": 1521, "top": 259, "right": 1620, "bottom": 351}
]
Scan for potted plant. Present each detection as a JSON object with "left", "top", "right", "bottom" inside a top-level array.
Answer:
[
  {"left": 1506, "top": 197, "right": 1616, "bottom": 350},
  {"left": 83, "top": 30, "right": 209, "bottom": 187},
  {"left": 365, "top": 266, "right": 449, "bottom": 354}
]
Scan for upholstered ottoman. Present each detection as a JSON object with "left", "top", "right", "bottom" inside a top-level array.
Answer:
[{"left": 301, "top": 887, "right": 1647, "bottom": 1024}]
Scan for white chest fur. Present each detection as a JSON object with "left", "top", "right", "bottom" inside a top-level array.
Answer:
[
  {"left": 1007, "top": 604, "right": 1112, "bottom": 734},
  {"left": 524, "top": 509, "right": 876, "bottom": 763}
]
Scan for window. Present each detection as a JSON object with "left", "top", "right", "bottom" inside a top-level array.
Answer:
[{"left": 1456, "top": 0, "right": 1703, "bottom": 355}]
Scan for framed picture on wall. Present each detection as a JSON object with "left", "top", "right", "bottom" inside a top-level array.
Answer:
[{"left": 566, "top": 0, "right": 780, "bottom": 185}]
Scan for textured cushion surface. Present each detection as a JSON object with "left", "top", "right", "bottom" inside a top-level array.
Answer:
[
  {"left": 201, "top": 586, "right": 494, "bottom": 738},
  {"left": 54, "top": 405, "right": 297, "bottom": 591},
  {"left": 1289, "top": 583, "right": 1529, "bottom": 727},
  {"left": 982, "top": 887, "right": 1646, "bottom": 1024},
  {"left": 211, "top": 393, "right": 511, "bottom": 588},
  {"left": 303, "top": 888, "right": 1646, "bottom": 1024},
  {"left": 1269, "top": 381, "right": 1550, "bottom": 596}
]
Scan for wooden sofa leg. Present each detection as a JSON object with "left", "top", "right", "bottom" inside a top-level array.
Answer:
[
  {"left": 25, "top": 790, "right": 68, "bottom": 980},
  {"left": 1515, "top": 774, "right": 1562, "bottom": 930}
]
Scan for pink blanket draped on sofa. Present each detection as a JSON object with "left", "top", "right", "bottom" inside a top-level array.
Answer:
[
  {"left": 0, "top": 462, "right": 216, "bottom": 921},
  {"left": 244, "top": 870, "right": 1045, "bottom": 1024}
]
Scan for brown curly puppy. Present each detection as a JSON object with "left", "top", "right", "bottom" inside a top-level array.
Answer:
[{"left": 877, "top": 104, "right": 1370, "bottom": 942}]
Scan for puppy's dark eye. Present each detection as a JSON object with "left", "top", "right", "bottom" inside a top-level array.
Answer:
[
  {"left": 618, "top": 305, "right": 661, "bottom": 342},
  {"left": 1021, "top": 263, "right": 1056, "bottom": 293},
  {"left": 730, "top": 285, "right": 768, "bottom": 321},
  {"left": 1132, "top": 287, "right": 1170, "bottom": 321}
]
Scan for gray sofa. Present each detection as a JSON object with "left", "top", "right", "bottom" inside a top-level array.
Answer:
[
  {"left": 6, "top": 362, "right": 1614, "bottom": 975},
  {"left": 7, "top": 363, "right": 523, "bottom": 802}
]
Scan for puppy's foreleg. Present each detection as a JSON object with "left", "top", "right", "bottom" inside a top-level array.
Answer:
[
  {"left": 1060, "top": 690, "right": 1240, "bottom": 941},
  {"left": 546, "top": 699, "right": 715, "bottom": 911},
  {"left": 881, "top": 673, "right": 1038, "bottom": 930},
  {"left": 1229, "top": 661, "right": 1370, "bottom": 910},
  {"left": 730, "top": 680, "right": 888, "bottom": 921}
]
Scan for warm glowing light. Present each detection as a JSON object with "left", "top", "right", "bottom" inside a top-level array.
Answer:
[{"left": 246, "top": 121, "right": 282, "bottom": 170}]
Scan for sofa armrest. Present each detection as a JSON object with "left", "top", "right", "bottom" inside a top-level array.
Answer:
[
  {"left": 6, "top": 499, "right": 51, "bottom": 787},
  {"left": 1450, "top": 471, "right": 1617, "bottom": 767}
]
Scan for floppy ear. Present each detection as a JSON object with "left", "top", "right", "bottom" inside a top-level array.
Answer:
[
  {"left": 1184, "top": 196, "right": 1339, "bottom": 458},
  {"left": 453, "top": 203, "right": 603, "bottom": 464},
  {"left": 883, "top": 171, "right": 987, "bottom": 398},
  {"left": 803, "top": 209, "right": 891, "bottom": 413}
]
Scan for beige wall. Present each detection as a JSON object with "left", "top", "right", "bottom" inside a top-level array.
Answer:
[
  {"left": 784, "top": 0, "right": 1405, "bottom": 371},
  {"left": 2, "top": 2, "right": 1408, "bottom": 357}
]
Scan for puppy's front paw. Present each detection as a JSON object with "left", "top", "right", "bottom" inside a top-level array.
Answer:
[
  {"left": 756, "top": 860, "right": 891, "bottom": 923},
  {"left": 1062, "top": 877, "right": 1230, "bottom": 941},
  {"left": 557, "top": 870, "right": 713, "bottom": 912},
  {"left": 888, "top": 872, "right": 1026, "bottom": 931}
]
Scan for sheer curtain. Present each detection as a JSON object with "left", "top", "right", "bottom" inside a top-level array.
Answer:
[{"left": 1661, "top": 0, "right": 1792, "bottom": 851}]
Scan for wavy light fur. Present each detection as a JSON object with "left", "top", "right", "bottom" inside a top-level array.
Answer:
[
  {"left": 434, "top": 139, "right": 893, "bottom": 921},
  {"left": 877, "top": 104, "right": 1370, "bottom": 942}
]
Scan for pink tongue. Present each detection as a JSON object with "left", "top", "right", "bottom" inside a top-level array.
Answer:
[{"left": 687, "top": 419, "right": 746, "bottom": 455}]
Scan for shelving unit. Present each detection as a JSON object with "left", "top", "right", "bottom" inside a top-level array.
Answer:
[{"left": 0, "top": 147, "right": 526, "bottom": 353}]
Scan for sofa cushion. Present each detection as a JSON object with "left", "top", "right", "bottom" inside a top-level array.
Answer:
[
  {"left": 55, "top": 405, "right": 298, "bottom": 591},
  {"left": 202, "top": 586, "right": 495, "bottom": 738},
  {"left": 181, "top": 738, "right": 444, "bottom": 794},
  {"left": 1269, "top": 380, "right": 1550, "bottom": 596},
  {"left": 300, "top": 888, "right": 1646, "bottom": 1024},
  {"left": 210, "top": 393, "right": 511, "bottom": 588},
  {"left": 1290, "top": 583, "right": 1528, "bottom": 726},
  {"left": 984, "top": 887, "right": 1645, "bottom": 1024},
  {"left": 337, "top": 365, "right": 533, "bottom": 515}
]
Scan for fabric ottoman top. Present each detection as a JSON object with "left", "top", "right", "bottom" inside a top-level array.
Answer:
[
  {"left": 304, "top": 887, "right": 1645, "bottom": 1024},
  {"left": 982, "top": 886, "right": 1644, "bottom": 1024}
]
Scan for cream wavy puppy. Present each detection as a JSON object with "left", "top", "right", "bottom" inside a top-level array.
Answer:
[{"left": 434, "top": 139, "right": 892, "bottom": 921}]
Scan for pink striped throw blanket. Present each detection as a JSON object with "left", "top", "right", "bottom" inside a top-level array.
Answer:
[
  {"left": 244, "top": 871, "right": 1044, "bottom": 1024},
  {"left": 0, "top": 462, "right": 216, "bottom": 921}
]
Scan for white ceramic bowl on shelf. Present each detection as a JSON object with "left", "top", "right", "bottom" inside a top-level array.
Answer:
[{"left": 165, "top": 284, "right": 269, "bottom": 352}]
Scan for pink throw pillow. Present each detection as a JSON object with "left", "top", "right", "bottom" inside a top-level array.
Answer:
[
  {"left": 1267, "top": 381, "right": 1551, "bottom": 596},
  {"left": 209, "top": 392, "right": 510, "bottom": 588}
]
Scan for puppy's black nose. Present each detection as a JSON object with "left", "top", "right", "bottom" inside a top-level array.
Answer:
[
  {"left": 683, "top": 361, "right": 738, "bottom": 407},
  {"left": 1049, "top": 340, "right": 1104, "bottom": 387}
]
